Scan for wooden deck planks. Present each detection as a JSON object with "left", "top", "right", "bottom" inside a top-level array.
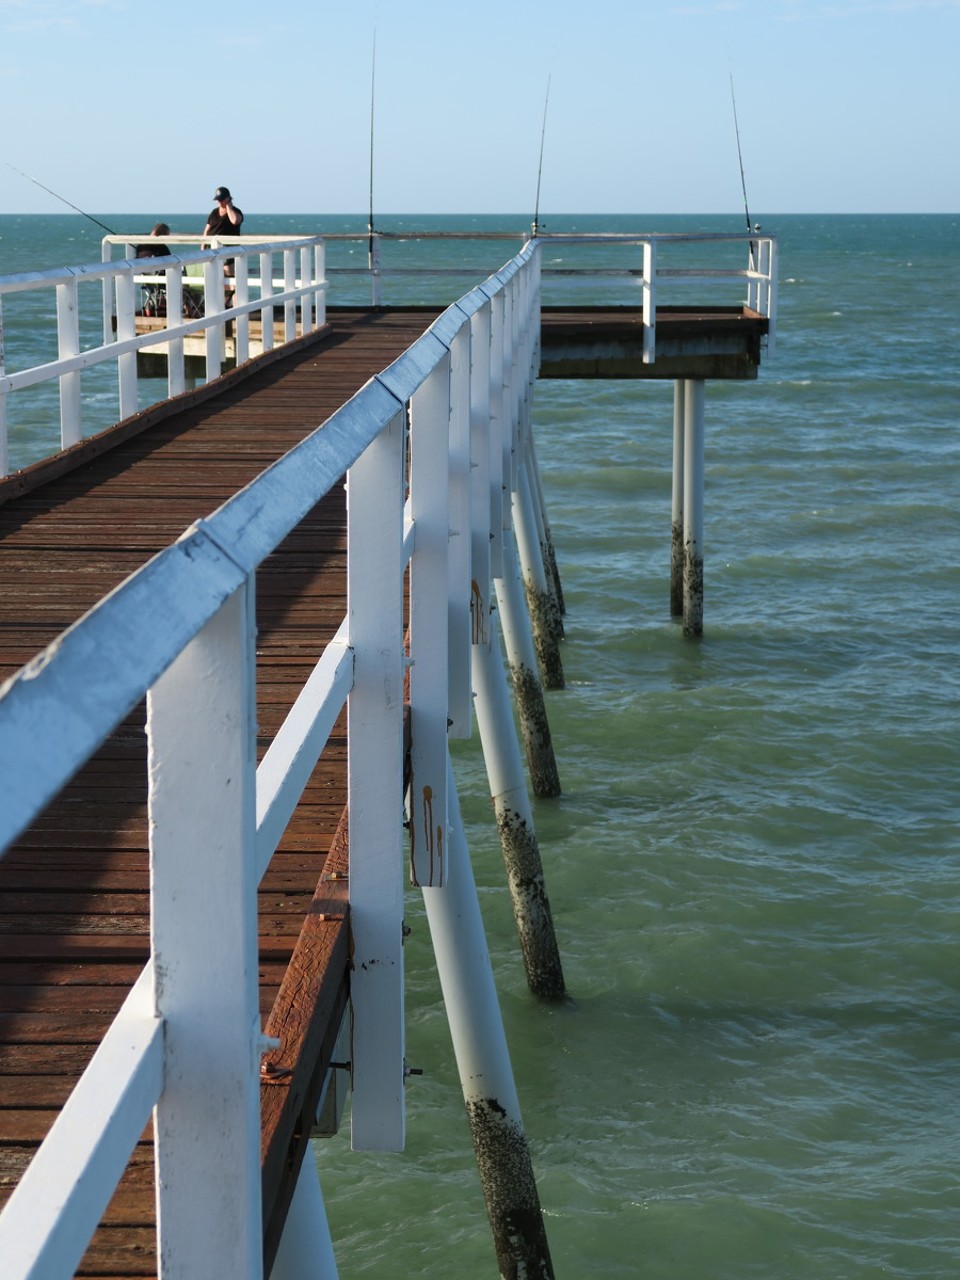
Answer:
[{"left": 0, "top": 310, "right": 436, "bottom": 1277}]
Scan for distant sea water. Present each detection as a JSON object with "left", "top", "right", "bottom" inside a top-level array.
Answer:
[{"left": 2, "top": 213, "right": 959, "bottom": 1277}]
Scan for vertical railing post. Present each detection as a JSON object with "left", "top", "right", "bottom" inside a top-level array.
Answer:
[
  {"left": 682, "top": 378, "right": 706, "bottom": 637},
  {"left": 465, "top": 302, "right": 492, "bottom": 684},
  {"left": 115, "top": 270, "right": 138, "bottom": 423},
  {"left": 56, "top": 276, "right": 81, "bottom": 449},
  {"left": 642, "top": 239, "right": 656, "bottom": 363},
  {"left": 502, "top": 275, "right": 519, "bottom": 498},
  {"left": 487, "top": 290, "right": 505, "bottom": 578},
  {"left": 447, "top": 323, "right": 473, "bottom": 739},
  {"left": 101, "top": 238, "right": 114, "bottom": 349},
  {"left": 204, "top": 257, "right": 225, "bottom": 382},
  {"left": 260, "top": 250, "right": 275, "bottom": 353},
  {"left": 408, "top": 352, "right": 452, "bottom": 887},
  {"left": 149, "top": 577, "right": 263, "bottom": 1280},
  {"left": 469, "top": 300, "right": 494, "bottom": 600},
  {"left": 234, "top": 253, "right": 250, "bottom": 365},
  {"left": 299, "top": 245, "right": 313, "bottom": 336},
  {"left": 346, "top": 406, "right": 406, "bottom": 1151},
  {"left": 314, "top": 242, "right": 326, "bottom": 328},
  {"left": 283, "top": 248, "right": 297, "bottom": 342},
  {"left": 765, "top": 237, "right": 779, "bottom": 356},
  {"left": 165, "top": 265, "right": 185, "bottom": 398}
]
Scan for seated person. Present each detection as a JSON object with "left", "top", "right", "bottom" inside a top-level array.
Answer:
[
  {"left": 135, "top": 222, "right": 173, "bottom": 258},
  {"left": 135, "top": 223, "right": 172, "bottom": 315}
]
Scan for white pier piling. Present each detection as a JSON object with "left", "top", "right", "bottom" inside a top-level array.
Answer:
[
  {"left": 522, "top": 431, "right": 565, "bottom": 636},
  {"left": 682, "top": 379, "right": 706, "bottom": 637},
  {"left": 422, "top": 754, "right": 555, "bottom": 1280},
  {"left": 512, "top": 462, "right": 564, "bottom": 690},
  {"left": 493, "top": 535, "right": 561, "bottom": 798},
  {"left": 471, "top": 613, "right": 566, "bottom": 1000},
  {"left": 671, "top": 380, "right": 685, "bottom": 618}
]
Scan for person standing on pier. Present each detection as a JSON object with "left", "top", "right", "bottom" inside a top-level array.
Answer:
[
  {"left": 203, "top": 186, "right": 244, "bottom": 280},
  {"left": 203, "top": 186, "right": 243, "bottom": 237}
]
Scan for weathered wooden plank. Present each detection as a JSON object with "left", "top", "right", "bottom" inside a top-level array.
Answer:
[{"left": 260, "top": 809, "right": 351, "bottom": 1273}]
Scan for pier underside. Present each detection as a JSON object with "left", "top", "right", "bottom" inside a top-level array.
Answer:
[
  {"left": 131, "top": 304, "right": 769, "bottom": 386},
  {"left": 538, "top": 304, "right": 768, "bottom": 379}
]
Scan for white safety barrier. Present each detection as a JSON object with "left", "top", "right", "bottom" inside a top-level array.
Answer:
[
  {"left": 0, "top": 234, "right": 327, "bottom": 473},
  {"left": 0, "top": 241, "right": 545, "bottom": 1280},
  {"left": 0, "top": 230, "right": 776, "bottom": 477}
]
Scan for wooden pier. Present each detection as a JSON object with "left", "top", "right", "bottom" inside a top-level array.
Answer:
[
  {"left": 0, "top": 295, "right": 768, "bottom": 1277},
  {"left": 0, "top": 310, "right": 431, "bottom": 1277}
]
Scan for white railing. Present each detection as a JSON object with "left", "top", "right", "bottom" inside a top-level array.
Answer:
[
  {"left": 529, "top": 230, "right": 778, "bottom": 361},
  {"left": 0, "top": 228, "right": 776, "bottom": 478},
  {"left": 0, "top": 241, "right": 541, "bottom": 1280},
  {"left": 0, "top": 234, "right": 327, "bottom": 475},
  {"left": 355, "top": 231, "right": 777, "bottom": 345}
]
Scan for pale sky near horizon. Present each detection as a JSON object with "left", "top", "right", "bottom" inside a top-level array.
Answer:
[{"left": 0, "top": 0, "right": 956, "bottom": 220}]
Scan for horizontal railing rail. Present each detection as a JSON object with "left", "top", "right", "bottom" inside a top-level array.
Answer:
[
  {"left": 0, "top": 228, "right": 776, "bottom": 478},
  {"left": 0, "top": 234, "right": 327, "bottom": 475},
  {"left": 0, "top": 241, "right": 542, "bottom": 1279}
]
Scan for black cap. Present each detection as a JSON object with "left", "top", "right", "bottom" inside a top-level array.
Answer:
[{"left": 213, "top": 186, "right": 231, "bottom": 201}]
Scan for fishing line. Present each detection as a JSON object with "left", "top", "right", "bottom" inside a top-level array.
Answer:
[
  {"left": 6, "top": 164, "right": 116, "bottom": 235},
  {"left": 531, "top": 74, "right": 551, "bottom": 237},
  {"left": 728, "top": 76, "right": 757, "bottom": 233}
]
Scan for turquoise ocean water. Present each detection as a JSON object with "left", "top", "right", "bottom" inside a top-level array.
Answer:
[{"left": 2, "top": 213, "right": 959, "bottom": 1276}]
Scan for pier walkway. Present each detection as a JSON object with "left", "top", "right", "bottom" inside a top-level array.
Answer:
[
  {"left": 0, "top": 310, "right": 434, "bottom": 1277},
  {"left": 0, "top": 229, "right": 777, "bottom": 1279}
]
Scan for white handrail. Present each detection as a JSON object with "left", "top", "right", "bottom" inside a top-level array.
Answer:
[
  {"left": 0, "top": 229, "right": 776, "bottom": 477},
  {"left": 0, "top": 240, "right": 541, "bottom": 1279},
  {"left": 0, "top": 235, "right": 328, "bottom": 474}
]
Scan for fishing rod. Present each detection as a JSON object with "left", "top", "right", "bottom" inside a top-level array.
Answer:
[
  {"left": 728, "top": 76, "right": 759, "bottom": 234},
  {"left": 531, "top": 75, "right": 551, "bottom": 238},
  {"left": 6, "top": 164, "right": 117, "bottom": 235},
  {"left": 367, "top": 30, "right": 377, "bottom": 268}
]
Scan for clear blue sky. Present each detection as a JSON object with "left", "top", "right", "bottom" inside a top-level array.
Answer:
[{"left": 0, "top": 0, "right": 956, "bottom": 218}]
